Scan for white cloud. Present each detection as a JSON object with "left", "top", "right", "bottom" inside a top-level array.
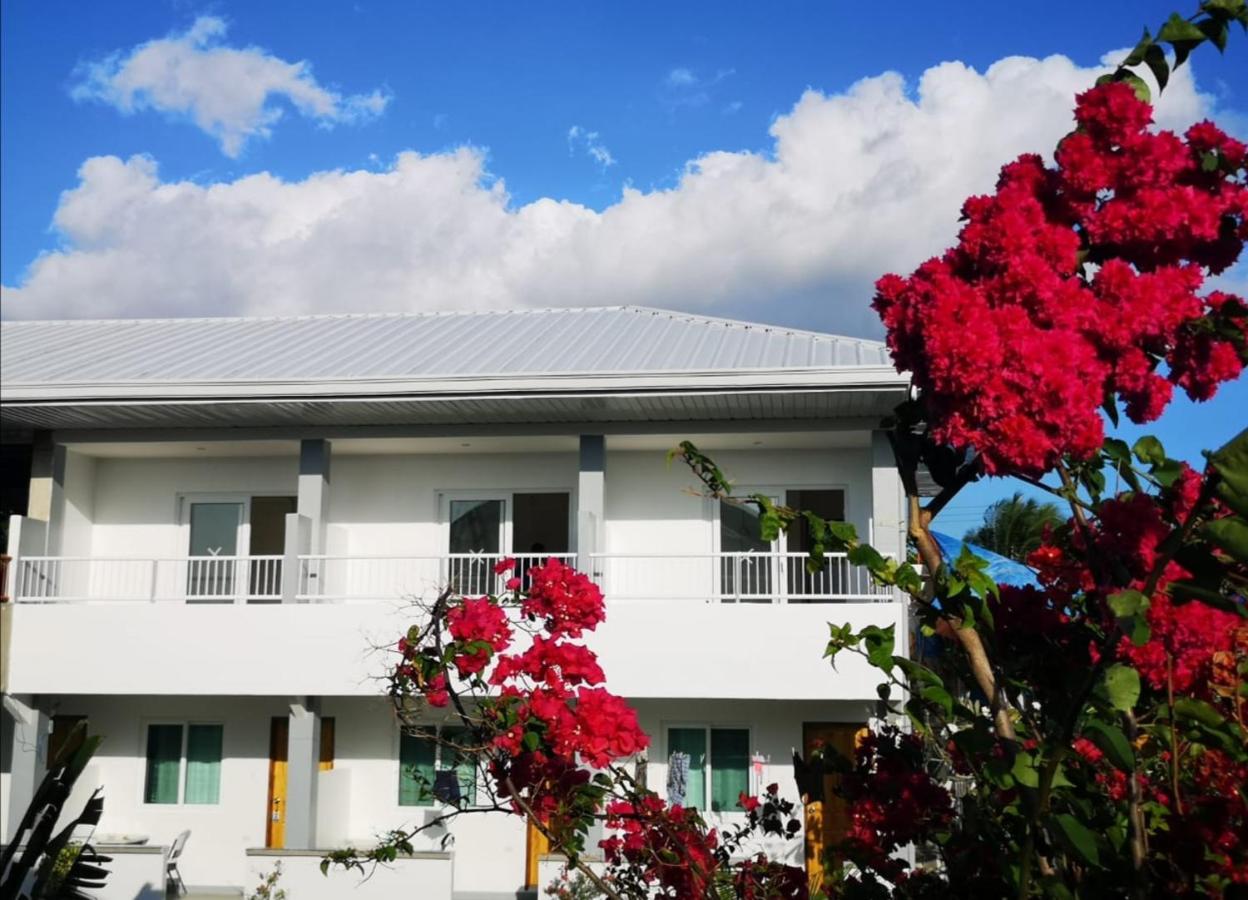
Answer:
[
  {"left": 6, "top": 51, "right": 1223, "bottom": 335},
  {"left": 71, "top": 16, "right": 390, "bottom": 157},
  {"left": 666, "top": 67, "right": 697, "bottom": 87},
  {"left": 567, "top": 125, "right": 617, "bottom": 169},
  {"left": 661, "top": 67, "right": 735, "bottom": 111}
]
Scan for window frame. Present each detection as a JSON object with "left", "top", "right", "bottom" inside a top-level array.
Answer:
[
  {"left": 139, "top": 719, "right": 225, "bottom": 807},
  {"left": 436, "top": 488, "right": 576, "bottom": 554},
  {"left": 396, "top": 725, "right": 485, "bottom": 809},
  {"left": 712, "top": 483, "right": 850, "bottom": 603},
  {"left": 662, "top": 723, "right": 753, "bottom": 814}
]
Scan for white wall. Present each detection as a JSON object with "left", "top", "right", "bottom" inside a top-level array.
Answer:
[
  {"left": 90, "top": 457, "right": 299, "bottom": 559},
  {"left": 73, "top": 445, "right": 874, "bottom": 564},
  {"left": 245, "top": 850, "right": 453, "bottom": 900},
  {"left": 9, "top": 600, "right": 901, "bottom": 700},
  {"left": 603, "top": 447, "right": 873, "bottom": 556},
  {"left": 326, "top": 452, "right": 578, "bottom": 557},
  {"left": 47, "top": 696, "right": 858, "bottom": 897},
  {"left": 51, "top": 695, "right": 284, "bottom": 887}
]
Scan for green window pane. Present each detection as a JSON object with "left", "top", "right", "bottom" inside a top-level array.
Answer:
[
  {"left": 667, "top": 728, "right": 707, "bottom": 811},
  {"left": 398, "top": 732, "right": 436, "bottom": 807},
  {"left": 144, "top": 724, "right": 183, "bottom": 804},
  {"left": 711, "top": 729, "right": 750, "bottom": 812},
  {"left": 441, "top": 727, "right": 478, "bottom": 805},
  {"left": 184, "top": 725, "right": 223, "bottom": 805}
]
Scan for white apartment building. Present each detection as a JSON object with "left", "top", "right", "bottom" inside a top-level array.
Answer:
[{"left": 0, "top": 307, "right": 909, "bottom": 899}]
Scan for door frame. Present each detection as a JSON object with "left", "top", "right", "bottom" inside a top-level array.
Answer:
[
  {"left": 177, "top": 494, "right": 250, "bottom": 603},
  {"left": 436, "top": 488, "right": 576, "bottom": 553}
]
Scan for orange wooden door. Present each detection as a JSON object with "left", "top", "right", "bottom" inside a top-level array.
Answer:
[
  {"left": 266, "top": 717, "right": 289, "bottom": 848},
  {"left": 802, "top": 722, "right": 861, "bottom": 895},
  {"left": 524, "top": 818, "right": 549, "bottom": 889}
]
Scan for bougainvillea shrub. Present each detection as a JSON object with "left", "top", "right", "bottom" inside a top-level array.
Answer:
[{"left": 333, "top": 4, "right": 1247, "bottom": 897}]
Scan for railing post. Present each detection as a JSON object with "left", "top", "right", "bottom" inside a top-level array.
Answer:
[
  {"left": 283, "top": 513, "right": 311, "bottom": 603},
  {"left": 7, "top": 515, "right": 47, "bottom": 602}
]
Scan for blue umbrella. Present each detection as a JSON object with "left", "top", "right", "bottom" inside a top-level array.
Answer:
[{"left": 931, "top": 532, "right": 1041, "bottom": 589}]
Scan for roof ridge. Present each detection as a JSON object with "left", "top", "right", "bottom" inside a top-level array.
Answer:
[
  {"left": 617, "top": 305, "right": 885, "bottom": 347},
  {"left": 0, "top": 306, "right": 633, "bottom": 328},
  {"left": 1, "top": 305, "right": 885, "bottom": 346}
]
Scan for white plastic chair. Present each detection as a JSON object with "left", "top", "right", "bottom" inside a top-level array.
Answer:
[{"left": 166, "top": 830, "right": 190, "bottom": 897}]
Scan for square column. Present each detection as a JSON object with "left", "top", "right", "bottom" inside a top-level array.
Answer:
[
  {"left": 297, "top": 439, "right": 331, "bottom": 556},
  {"left": 26, "top": 432, "right": 65, "bottom": 554},
  {"left": 283, "top": 698, "right": 322, "bottom": 850},
  {"left": 2, "top": 694, "right": 48, "bottom": 844},
  {"left": 577, "top": 435, "right": 605, "bottom": 575},
  {"left": 870, "top": 431, "right": 906, "bottom": 566}
]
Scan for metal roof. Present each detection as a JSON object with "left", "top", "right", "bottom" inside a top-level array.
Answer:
[
  {"left": 0, "top": 307, "right": 907, "bottom": 433},
  {"left": 1, "top": 306, "right": 891, "bottom": 387}
]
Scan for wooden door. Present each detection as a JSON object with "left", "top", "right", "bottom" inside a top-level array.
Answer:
[
  {"left": 524, "top": 819, "right": 549, "bottom": 889},
  {"left": 802, "top": 722, "right": 861, "bottom": 895},
  {"left": 266, "top": 717, "right": 289, "bottom": 848},
  {"left": 266, "top": 716, "right": 335, "bottom": 848}
]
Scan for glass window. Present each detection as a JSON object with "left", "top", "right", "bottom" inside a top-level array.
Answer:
[
  {"left": 144, "top": 724, "right": 185, "bottom": 805},
  {"left": 440, "top": 726, "right": 478, "bottom": 806},
  {"left": 399, "top": 729, "right": 480, "bottom": 807},
  {"left": 187, "top": 502, "right": 242, "bottom": 598},
  {"left": 667, "top": 727, "right": 708, "bottom": 810},
  {"left": 710, "top": 728, "right": 750, "bottom": 812},
  {"left": 398, "top": 732, "right": 437, "bottom": 807},
  {"left": 184, "top": 724, "right": 223, "bottom": 804},
  {"left": 448, "top": 499, "right": 504, "bottom": 595},
  {"left": 719, "top": 500, "right": 772, "bottom": 600},
  {"left": 668, "top": 727, "right": 750, "bottom": 812}
]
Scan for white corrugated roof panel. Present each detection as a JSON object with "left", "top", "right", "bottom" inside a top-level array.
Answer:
[{"left": 1, "top": 306, "right": 892, "bottom": 387}]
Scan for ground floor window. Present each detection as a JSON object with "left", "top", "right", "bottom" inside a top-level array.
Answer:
[
  {"left": 144, "top": 723, "right": 223, "bottom": 805},
  {"left": 666, "top": 726, "right": 750, "bottom": 812},
  {"left": 398, "top": 726, "right": 478, "bottom": 807}
]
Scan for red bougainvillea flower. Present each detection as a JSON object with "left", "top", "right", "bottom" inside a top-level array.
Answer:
[{"left": 874, "top": 82, "right": 1247, "bottom": 476}]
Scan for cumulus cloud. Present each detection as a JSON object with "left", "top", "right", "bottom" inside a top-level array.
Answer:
[
  {"left": 567, "top": 125, "right": 617, "bottom": 169},
  {"left": 6, "top": 51, "right": 1226, "bottom": 335},
  {"left": 71, "top": 16, "right": 390, "bottom": 157}
]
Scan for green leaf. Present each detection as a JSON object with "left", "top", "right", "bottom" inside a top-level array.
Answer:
[
  {"left": 1173, "top": 697, "right": 1226, "bottom": 727},
  {"left": 1118, "top": 70, "right": 1152, "bottom": 102},
  {"left": 1108, "top": 590, "right": 1150, "bottom": 618},
  {"left": 861, "top": 624, "right": 896, "bottom": 671},
  {"left": 1132, "top": 435, "right": 1166, "bottom": 466},
  {"left": 1121, "top": 27, "right": 1154, "bottom": 66},
  {"left": 1159, "top": 12, "right": 1209, "bottom": 43},
  {"left": 1209, "top": 427, "right": 1248, "bottom": 518},
  {"left": 1204, "top": 516, "right": 1248, "bottom": 565},
  {"left": 847, "top": 542, "right": 886, "bottom": 572},
  {"left": 1083, "top": 719, "right": 1135, "bottom": 770},
  {"left": 1012, "top": 751, "right": 1040, "bottom": 788},
  {"left": 1053, "top": 813, "right": 1102, "bottom": 867},
  {"left": 1102, "top": 438, "right": 1132, "bottom": 464},
  {"left": 1142, "top": 43, "right": 1170, "bottom": 89},
  {"left": 1103, "top": 664, "right": 1141, "bottom": 712},
  {"left": 920, "top": 685, "right": 954, "bottom": 718}
]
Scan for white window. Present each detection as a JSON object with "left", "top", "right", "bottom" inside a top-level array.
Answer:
[
  {"left": 439, "top": 490, "right": 572, "bottom": 593},
  {"left": 398, "top": 727, "right": 480, "bottom": 807},
  {"left": 143, "top": 722, "right": 223, "bottom": 805},
  {"left": 715, "top": 488, "right": 847, "bottom": 602},
  {"left": 665, "top": 725, "right": 750, "bottom": 812}
]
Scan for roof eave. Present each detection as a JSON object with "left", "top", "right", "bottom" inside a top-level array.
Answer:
[{"left": 1, "top": 366, "right": 910, "bottom": 405}]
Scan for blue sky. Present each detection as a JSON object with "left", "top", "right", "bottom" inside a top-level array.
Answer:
[{"left": 1, "top": 0, "right": 1245, "bottom": 527}]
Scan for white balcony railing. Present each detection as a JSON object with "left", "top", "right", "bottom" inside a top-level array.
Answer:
[
  {"left": 9, "top": 552, "right": 891, "bottom": 604},
  {"left": 591, "top": 552, "right": 892, "bottom": 603},
  {"left": 11, "top": 556, "right": 285, "bottom": 603},
  {"left": 297, "top": 553, "right": 575, "bottom": 602}
]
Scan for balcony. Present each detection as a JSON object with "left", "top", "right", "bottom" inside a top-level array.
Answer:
[{"left": 9, "top": 552, "right": 890, "bottom": 604}]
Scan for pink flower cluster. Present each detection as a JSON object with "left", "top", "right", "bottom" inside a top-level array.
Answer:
[{"left": 875, "top": 82, "right": 1247, "bottom": 475}]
